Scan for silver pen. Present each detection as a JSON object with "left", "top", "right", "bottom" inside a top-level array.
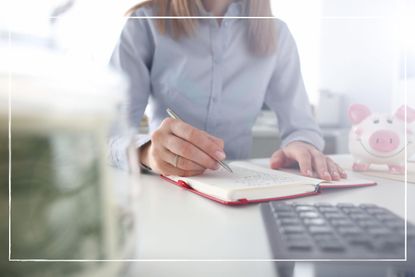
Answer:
[{"left": 166, "top": 108, "right": 233, "bottom": 173}]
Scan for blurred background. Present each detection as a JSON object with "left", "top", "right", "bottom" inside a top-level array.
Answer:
[
  {"left": 1, "top": 0, "right": 414, "bottom": 276},
  {"left": 1, "top": 0, "right": 413, "bottom": 156}
]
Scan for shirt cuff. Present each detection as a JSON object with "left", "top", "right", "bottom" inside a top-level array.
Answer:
[
  {"left": 280, "top": 130, "right": 325, "bottom": 152},
  {"left": 108, "top": 134, "right": 151, "bottom": 170}
]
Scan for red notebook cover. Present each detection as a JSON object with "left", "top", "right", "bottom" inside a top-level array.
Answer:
[{"left": 160, "top": 175, "right": 321, "bottom": 206}]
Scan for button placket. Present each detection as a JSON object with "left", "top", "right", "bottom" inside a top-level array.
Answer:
[{"left": 206, "top": 25, "right": 223, "bottom": 133}]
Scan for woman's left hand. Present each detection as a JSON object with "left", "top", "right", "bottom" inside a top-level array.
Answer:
[{"left": 270, "top": 141, "right": 347, "bottom": 181}]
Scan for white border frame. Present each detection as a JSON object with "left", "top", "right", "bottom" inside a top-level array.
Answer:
[{"left": 8, "top": 14, "right": 409, "bottom": 263}]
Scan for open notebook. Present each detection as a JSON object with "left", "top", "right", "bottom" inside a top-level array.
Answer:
[{"left": 161, "top": 161, "right": 376, "bottom": 205}]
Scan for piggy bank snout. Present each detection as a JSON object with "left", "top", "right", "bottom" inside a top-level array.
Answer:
[{"left": 368, "top": 130, "right": 400, "bottom": 153}]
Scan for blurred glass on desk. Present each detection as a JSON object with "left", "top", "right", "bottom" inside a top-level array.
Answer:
[{"left": 0, "top": 2, "right": 139, "bottom": 276}]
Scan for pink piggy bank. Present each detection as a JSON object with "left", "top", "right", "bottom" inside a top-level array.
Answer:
[{"left": 348, "top": 104, "right": 415, "bottom": 174}]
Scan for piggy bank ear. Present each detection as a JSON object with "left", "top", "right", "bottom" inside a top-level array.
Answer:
[
  {"left": 348, "top": 104, "right": 371, "bottom": 124},
  {"left": 395, "top": 106, "right": 415, "bottom": 123}
]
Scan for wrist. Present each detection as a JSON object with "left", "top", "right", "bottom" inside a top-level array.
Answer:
[{"left": 139, "top": 141, "right": 152, "bottom": 168}]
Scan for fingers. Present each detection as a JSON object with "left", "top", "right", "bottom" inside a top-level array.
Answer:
[
  {"left": 207, "top": 134, "right": 225, "bottom": 149},
  {"left": 336, "top": 163, "right": 348, "bottom": 178},
  {"left": 167, "top": 119, "right": 226, "bottom": 161},
  {"left": 270, "top": 150, "right": 285, "bottom": 169},
  {"left": 309, "top": 152, "right": 348, "bottom": 181},
  {"left": 310, "top": 150, "right": 332, "bottom": 181},
  {"left": 279, "top": 146, "right": 313, "bottom": 177},
  {"left": 326, "top": 158, "right": 341, "bottom": 181},
  {"left": 161, "top": 147, "right": 205, "bottom": 171},
  {"left": 278, "top": 141, "right": 347, "bottom": 181},
  {"left": 326, "top": 159, "right": 347, "bottom": 180},
  {"left": 309, "top": 149, "right": 348, "bottom": 180},
  {"left": 151, "top": 118, "right": 226, "bottom": 173},
  {"left": 295, "top": 150, "right": 313, "bottom": 177},
  {"left": 158, "top": 160, "right": 205, "bottom": 177},
  {"left": 163, "top": 134, "right": 220, "bottom": 170}
]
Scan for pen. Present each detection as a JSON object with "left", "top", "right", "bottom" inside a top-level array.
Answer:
[{"left": 166, "top": 108, "right": 233, "bottom": 173}]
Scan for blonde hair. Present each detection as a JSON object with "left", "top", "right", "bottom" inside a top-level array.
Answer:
[{"left": 126, "top": 0, "right": 277, "bottom": 56}]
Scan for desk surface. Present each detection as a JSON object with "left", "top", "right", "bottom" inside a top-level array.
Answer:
[{"left": 125, "top": 155, "right": 414, "bottom": 277}]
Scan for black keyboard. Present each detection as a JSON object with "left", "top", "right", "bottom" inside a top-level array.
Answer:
[{"left": 260, "top": 202, "right": 415, "bottom": 259}]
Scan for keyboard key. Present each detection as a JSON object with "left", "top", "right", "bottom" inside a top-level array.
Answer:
[
  {"left": 286, "top": 240, "right": 313, "bottom": 251},
  {"left": 330, "top": 219, "right": 355, "bottom": 227},
  {"left": 349, "top": 212, "right": 371, "bottom": 220},
  {"left": 382, "top": 235, "right": 405, "bottom": 247},
  {"left": 295, "top": 205, "right": 317, "bottom": 212},
  {"left": 375, "top": 213, "right": 397, "bottom": 221},
  {"left": 313, "top": 234, "right": 337, "bottom": 241},
  {"left": 274, "top": 211, "right": 297, "bottom": 218},
  {"left": 281, "top": 225, "right": 305, "bottom": 234},
  {"left": 337, "top": 226, "right": 363, "bottom": 236},
  {"left": 383, "top": 219, "right": 404, "bottom": 230},
  {"left": 303, "top": 218, "right": 327, "bottom": 226},
  {"left": 341, "top": 207, "right": 363, "bottom": 214},
  {"left": 279, "top": 218, "right": 302, "bottom": 226},
  {"left": 365, "top": 207, "right": 387, "bottom": 215},
  {"left": 367, "top": 227, "right": 391, "bottom": 237},
  {"left": 372, "top": 235, "right": 405, "bottom": 251},
  {"left": 356, "top": 219, "right": 382, "bottom": 228},
  {"left": 316, "top": 239, "right": 345, "bottom": 252},
  {"left": 323, "top": 212, "right": 347, "bottom": 219},
  {"left": 318, "top": 206, "right": 339, "bottom": 213},
  {"left": 309, "top": 226, "right": 334, "bottom": 234},
  {"left": 346, "top": 235, "right": 374, "bottom": 249},
  {"left": 271, "top": 203, "right": 293, "bottom": 212},
  {"left": 299, "top": 211, "right": 320, "bottom": 218},
  {"left": 284, "top": 234, "right": 311, "bottom": 241}
]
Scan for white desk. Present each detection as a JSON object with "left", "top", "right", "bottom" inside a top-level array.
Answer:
[{"left": 125, "top": 155, "right": 415, "bottom": 277}]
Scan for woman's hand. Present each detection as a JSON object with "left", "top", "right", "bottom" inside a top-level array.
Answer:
[
  {"left": 270, "top": 141, "right": 347, "bottom": 181},
  {"left": 139, "top": 118, "right": 226, "bottom": 177}
]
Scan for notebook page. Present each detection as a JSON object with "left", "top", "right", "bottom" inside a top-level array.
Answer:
[
  {"left": 169, "top": 161, "right": 321, "bottom": 191},
  {"left": 166, "top": 161, "right": 321, "bottom": 201}
]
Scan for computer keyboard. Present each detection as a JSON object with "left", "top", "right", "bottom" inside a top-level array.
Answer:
[{"left": 260, "top": 202, "right": 415, "bottom": 259}]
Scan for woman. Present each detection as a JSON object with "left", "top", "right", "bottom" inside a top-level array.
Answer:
[{"left": 110, "top": 0, "right": 347, "bottom": 180}]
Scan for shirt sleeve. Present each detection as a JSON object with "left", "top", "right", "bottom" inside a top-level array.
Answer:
[
  {"left": 264, "top": 21, "right": 325, "bottom": 151},
  {"left": 108, "top": 10, "right": 154, "bottom": 169}
]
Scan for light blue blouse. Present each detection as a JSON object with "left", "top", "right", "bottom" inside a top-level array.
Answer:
[{"left": 109, "top": 0, "right": 324, "bottom": 168}]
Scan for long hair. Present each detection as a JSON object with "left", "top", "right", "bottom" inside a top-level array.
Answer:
[{"left": 126, "top": 0, "right": 277, "bottom": 56}]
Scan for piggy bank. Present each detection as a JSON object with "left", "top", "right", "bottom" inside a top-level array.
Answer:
[{"left": 348, "top": 104, "right": 415, "bottom": 174}]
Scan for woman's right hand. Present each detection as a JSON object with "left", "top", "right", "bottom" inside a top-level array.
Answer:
[{"left": 139, "top": 118, "right": 226, "bottom": 176}]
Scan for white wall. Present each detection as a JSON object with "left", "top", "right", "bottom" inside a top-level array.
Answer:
[
  {"left": 271, "top": 0, "right": 322, "bottom": 105},
  {"left": 273, "top": 0, "right": 412, "bottom": 119},
  {"left": 319, "top": 0, "right": 403, "bottom": 116},
  {"left": 319, "top": 17, "right": 400, "bottom": 114}
]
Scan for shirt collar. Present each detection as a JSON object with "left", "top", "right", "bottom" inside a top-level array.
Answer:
[{"left": 197, "top": 0, "right": 247, "bottom": 17}]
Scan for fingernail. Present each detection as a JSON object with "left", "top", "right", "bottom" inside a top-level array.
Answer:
[
  {"left": 306, "top": 170, "right": 313, "bottom": 177},
  {"left": 332, "top": 171, "right": 340, "bottom": 180},
  {"left": 341, "top": 171, "right": 348, "bottom": 178},
  {"left": 215, "top": 151, "right": 226, "bottom": 160}
]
